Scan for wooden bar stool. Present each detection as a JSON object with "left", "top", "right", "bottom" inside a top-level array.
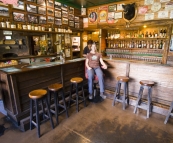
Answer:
[
  {"left": 29, "top": 89, "right": 54, "bottom": 138},
  {"left": 48, "top": 83, "right": 69, "bottom": 125},
  {"left": 134, "top": 80, "right": 154, "bottom": 118},
  {"left": 112, "top": 76, "right": 129, "bottom": 110},
  {"left": 164, "top": 101, "right": 173, "bottom": 124},
  {"left": 68, "top": 77, "right": 86, "bottom": 112}
]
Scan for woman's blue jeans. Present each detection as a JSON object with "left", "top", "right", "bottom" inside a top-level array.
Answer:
[{"left": 87, "top": 67, "right": 104, "bottom": 94}]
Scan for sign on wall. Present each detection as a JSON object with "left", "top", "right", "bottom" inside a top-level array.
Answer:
[{"left": 98, "top": 6, "right": 108, "bottom": 23}]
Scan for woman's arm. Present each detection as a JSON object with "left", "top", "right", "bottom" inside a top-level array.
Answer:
[
  {"left": 85, "top": 58, "right": 92, "bottom": 70},
  {"left": 100, "top": 58, "right": 107, "bottom": 69}
]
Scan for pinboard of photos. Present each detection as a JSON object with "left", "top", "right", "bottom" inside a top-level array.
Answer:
[{"left": 0, "top": 0, "right": 80, "bottom": 28}]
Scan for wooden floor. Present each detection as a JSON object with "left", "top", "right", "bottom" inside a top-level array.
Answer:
[{"left": 0, "top": 98, "right": 173, "bottom": 143}]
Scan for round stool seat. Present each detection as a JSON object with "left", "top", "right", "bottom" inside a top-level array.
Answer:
[
  {"left": 29, "top": 89, "right": 47, "bottom": 99},
  {"left": 48, "top": 83, "right": 63, "bottom": 91},
  {"left": 70, "top": 77, "right": 83, "bottom": 83},
  {"left": 140, "top": 80, "right": 154, "bottom": 87},
  {"left": 117, "top": 76, "right": 129, "bottom": 82}
]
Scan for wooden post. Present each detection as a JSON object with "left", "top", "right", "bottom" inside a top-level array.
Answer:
[
  {"left": 99, "top": 29, "right": 102, "bottom": 53},
  {"left": 161, "top": 24, "right": 173, "bottom": 64}
]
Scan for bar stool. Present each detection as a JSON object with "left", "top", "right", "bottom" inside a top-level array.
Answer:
[
  {"left": 68, "top": 77, "right": 86, "bottom": 112},
  {"left": 164, "top": 101, "right": 173, "bottom": 124},
  {"left": 112, "top": 76, "right": 129, "bottom": 110},
  {"left": 48, "top": 83, "right": 69, "bottom": 125},
  {"left": 29, "top": 89, "right": 54, "bottom": 138},
  {"left": 134, "top": 80, "right": 154, "bottom": 118}
]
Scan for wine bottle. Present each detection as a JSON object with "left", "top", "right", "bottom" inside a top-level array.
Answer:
[
  {"left": 159, "top": 40, "right": 163, "bottom": 49},
  {"left": 159, "top": 29, "right": 163, "bottom": 38}
]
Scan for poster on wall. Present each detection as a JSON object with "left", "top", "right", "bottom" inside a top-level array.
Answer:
[
  {"left": 98, "top": 6, "right": 108, "bottom": 23},
  {"left": 83, "top": 18, "right": 88, "bottom": 28},
  {"left": 88, "top": 8, "right": 98, "bottom": 25},
  {"left": 107, "top": 12, "right": 115, "bottom": 23},
  {"left": 138, "top": 6, "right": 148, "bottom": 14},
  {"left": 108, "top": 4, "right": 116, "bottom": 12},
  {"left": 145, "top": 13, "right": 154, "bottom": 20},
  {"left": 158, "top": 10, "right": 168, "bottom": 18}
]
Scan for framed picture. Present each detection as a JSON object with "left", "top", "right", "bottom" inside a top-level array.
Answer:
[
  {"left": 75, "top": 16, "right": 79, "bottom": 22},
  {"left": 61, "top": 4, "right": 68, "bottom": 11},
  {"left": 62, "top": 18, "right": 68, "bottom": 24},
  {"left": 55, "top": 18, "right": 62, "bottom": 25},
  {"left": 47, "top": 8, "right": 54, "bottom": 16},
  {"left": 39, "top": 16, "right": 46, "bottom": 24},
  {"left": 37, "top": 0, "right": 45, "bottom": 6},
  {"left": 62, "top": 10, "right": 68, "bottom": 18},
  {"left": 69, "top": 20, "right": 74, "bottom": 27},
  {"left": 75, "top": 23, "right": 79, "bottom": 28},
  {"left": 13, "top": 12, "right": 25, "bottom": 22},
  {"left": 13, "top": 1, "right": 25, "bottom": 10},
  {"left": 54, "top": 1, "right": 61, "bottom": 10},
  {"left": 38, "top": 7, "right": 46, "bottom": 15},
  {"left": 69, "top": 14, "right": 74, "bottom": 20},
  {"left": 47, "top": 16, "right": 54, "bottom": 23},
  {"left": 27, "top": 0, "right": 36, "bottom": 2},
  {"left": 69, "top": 7, "right": 74, "bottom": 14},
  {"left": 47, "top": 0, "right": 54, "bottom": 7},
  {"left": 28, "top": 15, "right": 38, "bottom": 23},
  {"left": 55, "top": 11, "right": 61, "bottom": 18},
  {"left": 0, "top": 6, "right": 9, "bottom": 16},
  {"left": 108, "top": 4, "right": 116, "bottom": 12},
  {"left": 27, "top": 4, "right": 37, "bottom": 13}
]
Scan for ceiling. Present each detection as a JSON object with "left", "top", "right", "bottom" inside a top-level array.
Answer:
[{"left": 56, "top": 0, "right": 121, "bottom": 9}]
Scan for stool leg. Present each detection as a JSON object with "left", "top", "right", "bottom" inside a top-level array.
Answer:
[
  {"left": 126, "top": 82, "right": 129, "bottom": 105},
  {"left": 30, "top": 99, "right": 33, "bottom": 130},
  {"left": 147, "top": 87, "right": 152, "bottom": 118},
  {"left": 134, "top": 86, "right": 144, "bottom": 114},
  {"left": 45, "top": 97, "right": 54, "bottom": 129},
  {"left": 117, "top": 82, "right": 121, "bottom": 99},
  {"left": 61, "top": 88, "right": 69, "bottom": 118},
  {"left": 112, "top": 82, "right": 119, "bottom": 106},
  {"left": 35, "top": 99, "right": 41, "bottom": 138},
  {"left": 68, "top": 83, "right": 73, "bottom": 108},
  {"left": 41, "top": 100, "right": 46, "bottom": 119},
  {"left": 81, "top": 82, "right": 86, "bottom": 107},
  {"left": 54, "top": 91, "right": 59, "bottom": 125},
  {"left": 164, "top": 102, "right": 173, "bottom": 124},
  {"left": 122, "top": 82, "right": 127, "bottom": 110},
  {"left": 75, "top": 83, "right": 79, "bottom": 112}
]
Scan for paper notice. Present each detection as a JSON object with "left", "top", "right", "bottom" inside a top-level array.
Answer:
[
  {"left": 145, "top": 13, "right": 154, "bottom": 20},
  {"left": 145, "top": 0, "right": 154, "bottom": 5},
  {"left": 170, "top": 10, "right": 173, "bottom": 18},
  {"left": 158, "top": 11, "right": 168, "bottom": 18}
]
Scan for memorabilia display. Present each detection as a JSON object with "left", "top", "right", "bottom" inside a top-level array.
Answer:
[
  {"left": 69, "top": 20, "right": 74, "bottom": 27},
  {"left": 75, "top": 22, "right": 79, "bottom": 28},
  {"left": 55, "top": 11, "right": 61, "bottom": 18},
  {"left": 47, "top": 0, "right": 54, "bottom": 7},
  {"left": 69, "top": 7, "right": 74, "bottom": 14},
  {"left": 27, "top": 4, "right": 37, "bottom": 13},
  {"left": 0, "top": 6, "right": 9, "bottom": 16},
  {"left": 13, "top": 1, "right": 24, "bottom": 10},
  {"left": 55, "top": 18, "right": 61, "bottom": 25},
  {"left": 38, "top": 7, "right": 46, "bottom": 15},
  {"left": 39, "top": 16, "right": 46, "bottom": 24},
  {"left": 54, "top": 1, "right": 61, "bottom": 10},
  {"left": 62, "top": 10, "right": 68, "bottom": 17},
  {"left": 13, "top": 12, "right": 25, "bottom": 22},
  {"left": 61, "top": 4, "right": 68, "bottom": 11},
  {"left": 47, "top": 8, "right": 54, "bottom": 16},
  {"left": 37, "top": 0, "right": 46, "bottom": 6},
  {"left": 47, "top": 16, "right": 54, "bottom": 23},
  {"left": 28, "top": 15, "right": 38, "bottom": 23},
  {"left": 69, "top": 14, "right": 74, "bottom": 20},
  {"left": 75, "top": 16, "right": 79, "bottom": 22},
  {"left": 62, "top": 18, "right": 68, "bottom": 24}
]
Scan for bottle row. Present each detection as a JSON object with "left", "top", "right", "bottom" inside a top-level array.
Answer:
[
  {"left": 107, "top": 28, "right": 167, "bottom": 39},
  {"left": 108, "top": 40, "right": 165, "bottom": 49}
]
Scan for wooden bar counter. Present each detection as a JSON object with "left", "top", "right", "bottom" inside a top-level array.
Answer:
[
  {"left": 0, "top": 58, "right": 86, "bottom": 130},
  {"left": 1, "top": 57, "right": 173, "bottom": 130}
]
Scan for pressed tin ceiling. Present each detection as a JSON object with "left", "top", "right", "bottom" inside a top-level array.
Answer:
[{"left": 55, "top": 0, "right": 121, "bottom": 9}]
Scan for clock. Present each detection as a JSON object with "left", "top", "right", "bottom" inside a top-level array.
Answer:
[{"left": 151, "top": 2, "right": 161, "bottom": 12}]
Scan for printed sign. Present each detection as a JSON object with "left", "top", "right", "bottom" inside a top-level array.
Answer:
[
  {"left": 98, "top": 6, "right": 108, "bottom": 23},
  {"left": 158, "top": 10, "right": 168, "bottom": 18},
  {"left": 108, "top": 4, "right": 116, "bottom": 12},
  {"left": 144, "top": 0, "right": 154, "bottom": 5},
  {"left": 114, "top": 12, "right": 122, "bottom": 19},
  {"left": 145, "top": 13, "right": 154, "bottom": 20},
  {"left": 165, "top": 2, "right": 173, "bottom": 10},
  {"left": 107, "top": 12, "right": 115, "bottom": 23},
  {"left": 88, "top": 8, "right": 98, "bottom": 25}
]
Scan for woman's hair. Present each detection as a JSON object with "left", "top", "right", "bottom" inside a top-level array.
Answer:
[{"left": 87, "top": 40, "right": 93, "bottom": 45}]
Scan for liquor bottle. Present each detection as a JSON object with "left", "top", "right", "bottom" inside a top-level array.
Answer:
[
  {"left": 153, "top": 40, "right": 156, "bottom": 49},
  {"left": 152, "top": 31, "right": 155, "bottom": 38},
  {"left": 145, "top": 31, "right": 148, "bottom": 38},
  {"left": 147, "top": 41, "right": 150, "bottom": 49},
  {"left": 150, "top": 40, "right": 153, "bottom": 49},
  {"left": 136, "top": 41, "right": 139, "bottom": 48},
  {"left": 138, "top": 41, "right": 142, "bottom": 48},
  {"left": 141, "top": 32, "right": 144, "bottom": 38},
  {"left": 159, "top": 40, "right": 163, "bottom": 49},
  {"left": 141, "top": 40, "right": 144, "bottom": 48},
  {"left": 149, "top": 32, "right": 152, "bottom": 38},
  {"left": 143, "top": 40, "right": 146, "bottom": 48},
  {"left": 154, "top": 30, "right": 158, "bottom": 38},
  {"left": 156, "top": 40, "right": 159, "bottom": 49},
  {"left": 159, "top": 29, "right": 163, "bottom": 38},
  {"left": 129, "top": 41, "right": 131, "bottom": 48},
  {"left": 163, "top": 29, "right": 167, "bottom": 38}
]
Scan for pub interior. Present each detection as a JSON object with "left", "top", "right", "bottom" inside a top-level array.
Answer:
[{"left": 0, "top": 0, "right": 173, "bottom": 142}]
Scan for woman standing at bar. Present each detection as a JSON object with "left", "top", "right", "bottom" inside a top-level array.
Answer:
[{"left": 85, "top": 43, "right": 107, "bottom": 99}]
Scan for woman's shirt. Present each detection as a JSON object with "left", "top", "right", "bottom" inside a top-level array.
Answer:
[{"left": 86, "top": 52, "right": 102, "bottom": 68}]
